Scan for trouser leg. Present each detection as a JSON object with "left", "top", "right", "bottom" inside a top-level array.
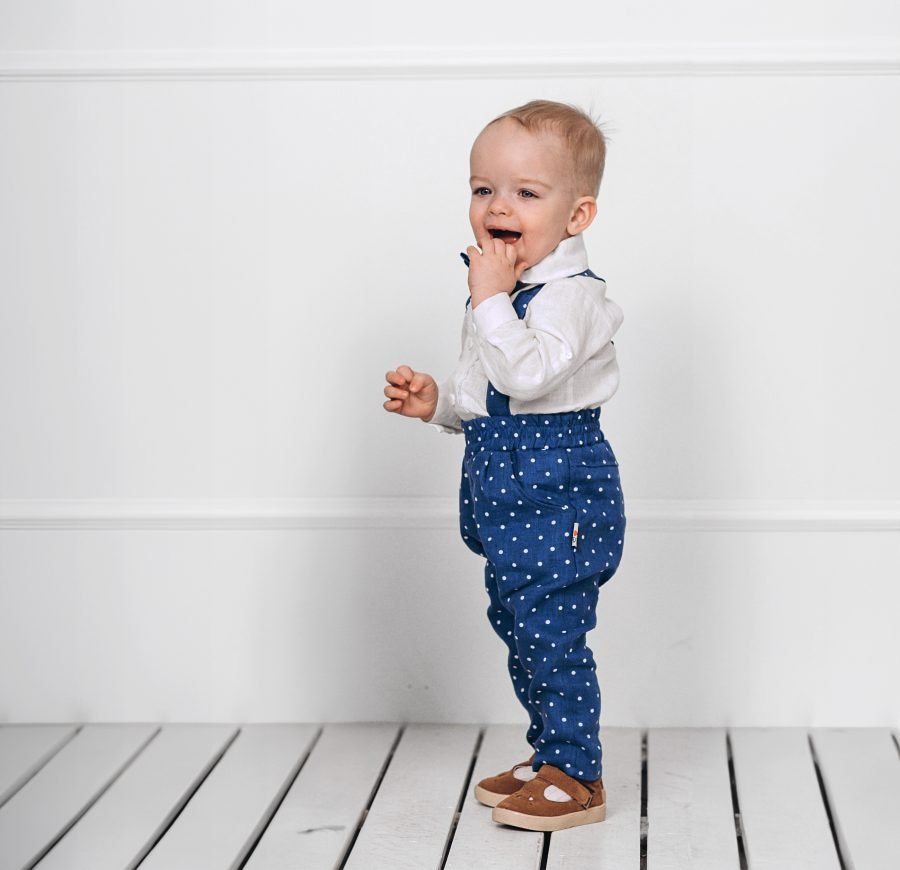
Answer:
[
  {"left": 508, "top": 570, "right": 603, "bottom": 780},
  {"left": 474, "top": 445, "right": 612, "bottom": 780},
  {"left": 461, "top": 453, "right": 544, "bottom": 747},
  {"left": 459, "top": 412, "right": 625, "bottom": 782},
  {"left": 483, "top": 559, "right": 544, "bottom": 747}
]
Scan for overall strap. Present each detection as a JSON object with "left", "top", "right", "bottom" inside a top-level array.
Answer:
[
  {"left": 577, "top": 268, "right": 602, "bottom": 281},
  {"left": 485, "top": 282, "right": 545, "bottom": 415}
]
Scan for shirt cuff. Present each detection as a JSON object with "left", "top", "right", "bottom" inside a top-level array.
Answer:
[
  {"left": 427, "top": 421, "right": 462, "bottom": 434},
  {"left": 423, "top": 383, "right": 462, "bottom": 433},
  {"left": 472, "top": 292, "right": 518, "bottom": 339}
]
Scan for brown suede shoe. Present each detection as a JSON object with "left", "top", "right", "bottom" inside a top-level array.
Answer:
[
  {"left": 491, "top": 764, "right": 606, "bottom": 831},
  {"left": 473, "top": 753, "right": 536, "bottom": 807}
]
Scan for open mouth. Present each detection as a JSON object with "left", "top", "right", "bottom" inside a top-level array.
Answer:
[{"left": 489, "top": 228, "right": 522, "bottom": 243}]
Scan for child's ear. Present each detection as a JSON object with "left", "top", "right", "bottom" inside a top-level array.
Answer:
[{"left": 568, "top": 196, "right": 598, "bottom": 235}]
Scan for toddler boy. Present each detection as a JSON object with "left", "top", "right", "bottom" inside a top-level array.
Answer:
[{"left": 383, "top": 100, "right": 625, "bottom": 831}]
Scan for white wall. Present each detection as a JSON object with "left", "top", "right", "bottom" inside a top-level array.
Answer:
[{"left": 1, "top": 1, "right": 899, "bottom": 726}]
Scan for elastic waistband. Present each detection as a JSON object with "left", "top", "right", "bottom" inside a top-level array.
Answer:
[{"left": 462, "top": 408, "right": 604, "bottom": 452}]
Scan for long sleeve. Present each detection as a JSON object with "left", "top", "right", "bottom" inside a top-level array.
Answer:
[
  {"left": 425, "top": 374, "right": 463, "bottom": 434},
  {"left": 471, "top": 277, "right": 623, "bottom": 402}
]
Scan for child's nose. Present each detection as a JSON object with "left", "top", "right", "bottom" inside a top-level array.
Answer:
[{"left": 489, "top": 196, "right": 511, "bottom": 215}]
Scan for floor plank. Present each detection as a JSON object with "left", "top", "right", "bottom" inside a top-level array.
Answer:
[
  {"left": 545, "top": 727, "right": 643, "bottom": 869},
  {"left": 646, "top": 728, "right": 740, "bottom": 870},
  {"left": 343, "top": 723, "right": 479, "bottom": 870},
  {"left": 0, "top": 721, "right": 892, "bottom": 868},
  {"left": 0, "top": 723, "right": 158, "bottom": 870},
  {"left": 444, "top": 724, "right": 544, "bottom": 870},
  {"left": 138, "top": 724, "right": 319, "bottom": 870},
  {"left": 730, "top": 728, "right": 840, "bottom": 870},
  {"left": 37, "top": 724, "right": 237, "bottom": 870},
  {"left": 243, "top": 722, "right": 400, "bottom": 870},
  {"left": 0, "top": 725, "right": 76, "bottom": 808},
  {"left": 811, "top": 727, "right": 900, "bottom": 870}
]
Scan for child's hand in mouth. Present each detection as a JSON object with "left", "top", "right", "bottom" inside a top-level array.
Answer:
[{"left": 465, "top": 232, "right": 530, "bottom": 309}]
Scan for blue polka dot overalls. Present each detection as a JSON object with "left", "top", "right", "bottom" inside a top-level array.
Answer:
[{"left": 458, "top": 275, "right": 626, "bottom": 782}]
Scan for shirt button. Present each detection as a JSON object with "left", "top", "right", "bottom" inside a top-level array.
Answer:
[{"left": 563, "top": 351, "right": 573, "bottom": 360}]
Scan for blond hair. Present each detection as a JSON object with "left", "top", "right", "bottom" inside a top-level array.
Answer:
[{"left": 486, "top": 100, "right": 606, "bottom": 197}]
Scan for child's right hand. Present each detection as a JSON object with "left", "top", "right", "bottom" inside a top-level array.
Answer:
[{"left": 383, "top": 365, "right": 439, "bottom": 422}]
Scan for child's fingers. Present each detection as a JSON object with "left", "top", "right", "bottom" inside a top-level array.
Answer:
[
  {"left": 384, "top": 384, "right": 409, "bottom": 400},
  {"left": 385, "top": 370, "right": 405, "bottom": 386},
  {"left": 383, "top": 398, "right": 402, "bottom": 412},
  {"left": 409, "top": 372, "right": 427, "bottom": 393},
  {"left": 395, "top": 364, "right": 415, "bottom": 383},
  {"left": 478, "top": 236, "right": 496, "bottom": 256}
]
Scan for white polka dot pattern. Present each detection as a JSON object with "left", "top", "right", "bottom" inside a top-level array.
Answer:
[{"left": 458, "top": 409, "right": 626, "bottom": 781}]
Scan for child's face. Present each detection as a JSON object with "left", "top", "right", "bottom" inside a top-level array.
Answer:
[{"left": 469, "top": 118, "right": 588, "bottom": 271}]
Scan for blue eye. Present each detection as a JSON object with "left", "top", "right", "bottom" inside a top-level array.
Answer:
[
  {"left": 519, "top": 189, "right": 536, "bottom": 198},
  {"left": 473, "top": 187, "right": 491, "bottom": 196}
]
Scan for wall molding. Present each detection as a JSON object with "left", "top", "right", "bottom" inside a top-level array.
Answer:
[
  {"left": 1, "top": 43, "right": 899, "bottom": 81},
  {"left": 1, "top": 498, "right": 899, "bottom": 531}
]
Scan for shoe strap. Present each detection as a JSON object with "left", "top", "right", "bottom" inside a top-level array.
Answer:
[
  {"left": 535, "top": 765, "right": 593, "bottom": 809},
  {"left": 511, "top": 753, "right": 535, "bottom": 774}
]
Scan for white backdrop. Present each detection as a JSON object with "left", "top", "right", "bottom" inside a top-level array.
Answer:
[{"left": 1, "top": 1, "right": 899, "bottom": 726}]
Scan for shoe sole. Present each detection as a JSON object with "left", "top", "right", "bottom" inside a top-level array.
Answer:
[
  {"left": 491, "top": 802, "right": 606, "bottom": 832},
  {"left": 473, "top": 784, "right": 508, "bottom": 807}
]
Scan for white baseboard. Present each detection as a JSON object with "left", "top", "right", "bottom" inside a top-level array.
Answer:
[
  {"left": 1, "top": 498, "right": 899, "bottom": 531},
  {"left": 1, "top": 43, "right": 899, "bottom": 81}
]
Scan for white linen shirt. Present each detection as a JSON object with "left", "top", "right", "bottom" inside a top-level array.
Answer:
[{"left": 426, "top": 233, "right": 623, "bottom": 434}]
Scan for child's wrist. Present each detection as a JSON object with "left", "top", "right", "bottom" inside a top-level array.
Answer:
[
  {"left": 470, "top": 285, "right": 511, "bottom": 309},
  {"left": 421, "top": 395, "right": 438, "bottom": 423}
]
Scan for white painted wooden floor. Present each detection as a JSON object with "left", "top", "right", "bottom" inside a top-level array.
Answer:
[{"left": 0, "top": 723, "right": 897, "bottom": 870}]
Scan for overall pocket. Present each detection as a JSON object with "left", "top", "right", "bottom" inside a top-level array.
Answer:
[
  {"left": 567, "top": 439, "right": 618, "bottom": 470},
  {"left": 508, "top": 447, "right": 572, "bottom": 511}
]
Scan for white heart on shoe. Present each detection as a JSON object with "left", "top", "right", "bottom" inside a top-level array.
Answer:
[{"left": 543, "top": 784, "right": 572, "bottom": 802}]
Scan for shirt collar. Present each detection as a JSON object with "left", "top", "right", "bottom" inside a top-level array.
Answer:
[{"left": 518, "top": 234, "right": 589, "bottom": 285}]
